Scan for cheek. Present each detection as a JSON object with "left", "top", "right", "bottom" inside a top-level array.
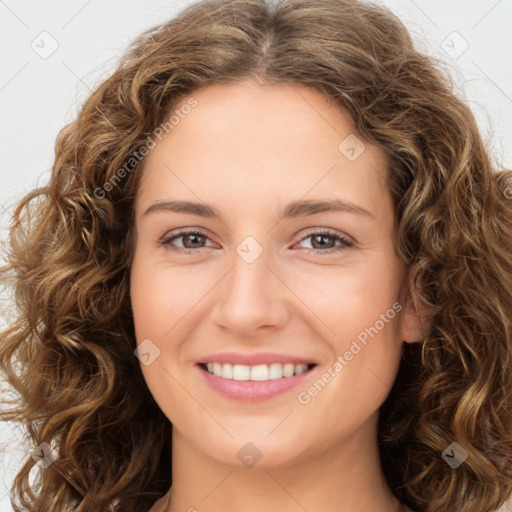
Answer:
[
  {"left": 290, "top": 258, "right": 403, "bottom": 402},
  {"left": 129, "top": 251, "right": 193, "bottom": 338},
  {"left": 129, "top": 254, "right": 193, "bottom": 419},
  {"left": 289, "top": 256, "right": 402, "bottom": 344}
]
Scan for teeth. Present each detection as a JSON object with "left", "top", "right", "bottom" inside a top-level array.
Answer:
[
  {"left": 282, "top": 363, "right": 295, "bottom": 377},
  {"left": 269, "top": 363, "right": 283, "bottom": 379},
  {"left": 204, "top": 362, "right": 312, "bottom": 380},
  {"left": 232, "top": 364, "right": 250, "bottom": 381},
  {"left": 249, "top": 364, "right": 268, "bottom": 381}
]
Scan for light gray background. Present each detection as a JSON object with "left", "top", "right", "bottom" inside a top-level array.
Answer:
[{"left": 0, "top": 0, "right": 511, "bottom": 511}]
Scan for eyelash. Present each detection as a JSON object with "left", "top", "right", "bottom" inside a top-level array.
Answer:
[{"left": 159, "top": 228, "right": 354, "bottom": 255}]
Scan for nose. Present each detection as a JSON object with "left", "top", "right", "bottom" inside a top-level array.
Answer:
[{"left": 210, "top": 241, "right": 290, "bottom": 340}]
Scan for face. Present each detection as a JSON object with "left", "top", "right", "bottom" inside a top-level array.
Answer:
[{"left": 129, "top": 80, "right": 420, "bottom": 470}]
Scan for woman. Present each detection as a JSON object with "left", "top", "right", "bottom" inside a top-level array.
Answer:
[{"left": 1, "top": 0, "right": 511, "bottom": 511}]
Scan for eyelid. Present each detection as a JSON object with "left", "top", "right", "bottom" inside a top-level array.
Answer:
[
  {"left": 160, "top": 227, "right": 354, "bottom": 253},
  {"left": 296, "top": 227, "right": 354, "bottom": 245},
  {"left": 160, "top": 227, "right": 215, "bottom": 249}
]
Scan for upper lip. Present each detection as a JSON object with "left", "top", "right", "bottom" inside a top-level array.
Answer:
[{"left": 197, "top": 352, "right": 317, "bottom": 366}]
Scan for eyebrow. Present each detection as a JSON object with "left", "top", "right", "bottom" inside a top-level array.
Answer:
[{"left": 143, "top": 198, "right": 374, "bottom": 220}]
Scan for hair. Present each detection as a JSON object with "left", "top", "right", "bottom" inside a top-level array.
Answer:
[{"left": 1, "top": 0, "right": 512, "bottom": 511}]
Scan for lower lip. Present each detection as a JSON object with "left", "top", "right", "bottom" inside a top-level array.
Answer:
[{"left": 197, "top": 364, "right": 317, "bottom": 401}]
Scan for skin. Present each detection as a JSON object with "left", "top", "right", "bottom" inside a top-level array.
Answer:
[{"left": 130, "top": 79, "right": 425, "bottom": 512}]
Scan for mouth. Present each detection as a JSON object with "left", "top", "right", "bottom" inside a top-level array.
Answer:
[
  {"left": 198, "top": 362, "right": 317, "bottom": 381},
  {"left": 196, "top": 362, "right": 318, "bottom": 401}
]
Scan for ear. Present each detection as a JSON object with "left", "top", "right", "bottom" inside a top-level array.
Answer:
[{"left": 400, "top": 293, "right": 432, "bottom": 344}]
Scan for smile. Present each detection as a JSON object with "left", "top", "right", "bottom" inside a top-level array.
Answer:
[
  {"left": 202, "top": 362, "right": 316, "bottom": 381},
  {"left": 197, "top": 361, "right": 318, "bottom": 401}
]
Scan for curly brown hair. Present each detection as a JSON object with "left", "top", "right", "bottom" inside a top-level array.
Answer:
[{"left": 1, "top": 0, "right": 512, "bottom": 511}]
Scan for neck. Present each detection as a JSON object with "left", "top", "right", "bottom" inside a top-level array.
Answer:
[{"left": 165, "top": 413, "right": 406, "bottom": 512}]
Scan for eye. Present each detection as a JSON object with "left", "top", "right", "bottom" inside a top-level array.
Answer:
[
  {"left": 294, "top": 228, "right": 354, "bottom": 254},
  {"left": 160, "top": 229, "right": 214, "bottom": 253},
  {"left": 159, "top": 227, "right": 354, "bottom": 255}
]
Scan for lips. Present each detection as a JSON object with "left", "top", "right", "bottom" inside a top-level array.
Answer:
[
  {"left": 195, "top": 352, "right": 318, "bottom": 401},
  {"left": 197, "top": 352, "right": 317, "bottom": 366}
]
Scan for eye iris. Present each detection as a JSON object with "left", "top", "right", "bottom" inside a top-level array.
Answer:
[
  {"left": 311, "top": 234, "right": 335, "bottom": 249},
  {"left": 183, "top": 233, "right": 205, "bottom": 248}
]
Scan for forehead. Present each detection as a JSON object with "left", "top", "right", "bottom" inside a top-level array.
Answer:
[{"left": 137, "top": 80, "right": 391, "bottom": 218}]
